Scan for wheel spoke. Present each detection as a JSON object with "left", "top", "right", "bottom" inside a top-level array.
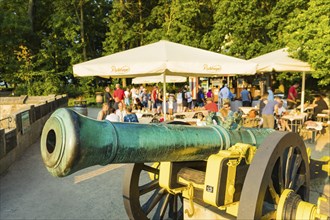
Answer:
[
  {"left": 144, "top": 188, "right": 167, "bottom": 215},
  {"left": 159, "top": 193, "right": 171, "bottom": 219},
  {"left": 170, "top": 194, "right": 178, "bottom": 220},
  {"left": 169, "top": 194, "right": 183, "bottom": 220},
  {"left": 142, "top": 188, "right": 160, "bottom": 213},
  {"left": 279, "top": 156, "right": 285, "bottom": 193},
  {"left": 288, "top": 154, "right": 302, "bottom": 189},
  {"left": 139, "top": 179, "right": 159, "bottom": 195},
  {"left": 143, "top": 164, "right": 160, "bottom": 175},
  {"left": 293, "top": 174, "right": 306, "bottom": 192},
  {"left": 285, "top": 147, "right": 294, "bottom": 188},
  {"left": 261, "top": 210, "right": 276, "bottom": 220},
  {"left": 268, "top": 178, "right": 280, "bottom": 204}
]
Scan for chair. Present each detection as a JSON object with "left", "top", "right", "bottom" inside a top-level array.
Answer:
[
  {"left": 300, "top": 121, "right": 323, "bottom": 143},
  {"left": 316, "top": 113, "right": 329, "bottom": 123}
]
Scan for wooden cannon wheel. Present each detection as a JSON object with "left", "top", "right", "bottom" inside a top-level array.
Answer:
[
  {"left": 123, "top": 121, "right": 189, "bottom": 220},
  {"left": 123, "top": 163, "right": 183, "bottom": 220},
  {"left": 237, "top": 131, "right": 310, "bottom": 219}
]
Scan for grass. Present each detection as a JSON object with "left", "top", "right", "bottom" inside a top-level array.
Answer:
[{"left": 68, "top": 96, "right": 101, "bottom": 107}]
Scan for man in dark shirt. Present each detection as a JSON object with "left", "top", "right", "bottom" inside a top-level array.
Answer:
[
  {"left": 241, "top": 87, "right": 251, "bottom": 107},
  {"left": 104, "top": 86, "right": 113, "bottom": 108},
  {"left": 312, "top": 94, "right": 328, "bottom": 120},
  {"left": 196, "top": 87, "right": 205, "bottom": 107}
]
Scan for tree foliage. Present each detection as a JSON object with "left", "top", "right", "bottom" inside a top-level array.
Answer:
[
  {"left": 0, "top": 0, "right": 329, "bottom": 97},
  {"left": 283, "top": 0, "right": 330, "bottom": 86}
]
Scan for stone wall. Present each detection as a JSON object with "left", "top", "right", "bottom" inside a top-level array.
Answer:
[
  {"left": 0, "top": 105, "right": 31, "bottom": 129},
  {"left": 0, "top": 95, "right": 62, "bottom": 130},
  {"left": 0, "top": 95, "right": 68, "bottom": 174}
]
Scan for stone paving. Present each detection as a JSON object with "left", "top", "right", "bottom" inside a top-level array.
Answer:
[
  {"left": 304, "top": 125, "right": 330, "bottom": 216},
  {"left": 0, "top": 107, "right": 329, "bottom": 219}
]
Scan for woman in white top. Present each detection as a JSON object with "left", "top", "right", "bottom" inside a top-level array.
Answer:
[
  {"left": 168, "top": 93, "right": 175, "bottom": 115},
  {"left": 124, "top": 88, "right": 130, "bottom": 107},
  {"left": 274, "top": 100, "right": 291, "bottom": 131},
  {"left": 176, "top": 89, "right": 183, "bottom": 113},
  {"left": 115, "top": 102, "right": 127, "bottom": 122},
  {"left": 106, "top": 107, "right": 120, "bottom": 122},
  {"left": 186, "top": 88, "right": 193, "bottom": 110}
]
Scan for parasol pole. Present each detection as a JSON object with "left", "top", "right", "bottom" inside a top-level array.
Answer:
[
  {"left": 300, "top": 72, "right": 306, "bottom": 113},
  {"left": 162, "top": 73, "right": 167, "bottom": 121}
]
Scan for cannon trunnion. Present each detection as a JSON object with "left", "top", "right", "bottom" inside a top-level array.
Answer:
[{"left": 40, "top": 108, "right": 329, "bottom": 219}]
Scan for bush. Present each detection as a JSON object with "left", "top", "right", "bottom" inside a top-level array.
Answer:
[
  {"left": 13, "top": 84, "right": 28, "bottom": 96},
  {"left": 62, "top": 84, "right": 84, "bottom": 98}
]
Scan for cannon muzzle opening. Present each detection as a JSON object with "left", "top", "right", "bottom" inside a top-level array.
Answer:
[{"left": 41, "top": 108, "right": 79, "bottom": 177}]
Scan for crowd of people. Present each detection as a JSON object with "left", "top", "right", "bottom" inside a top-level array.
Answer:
[
  {"left": 98, "top": 84, "right": 197, "bottom": 123},
  {"left": 96, "top": 82, "right": 328, "bottom": 131}
]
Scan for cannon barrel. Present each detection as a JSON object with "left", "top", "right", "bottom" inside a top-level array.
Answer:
[{"left": 41, "top": 108, "right": 273, "bottom": 177}]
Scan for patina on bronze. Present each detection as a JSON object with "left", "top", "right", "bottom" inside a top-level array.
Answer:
[{"left": 40, "top": 108, "right": 273, "bottom": 177}]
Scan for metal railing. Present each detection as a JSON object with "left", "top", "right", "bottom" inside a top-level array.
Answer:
[{"left": 0, "top": 116, "right": 13, "bottom": 129}]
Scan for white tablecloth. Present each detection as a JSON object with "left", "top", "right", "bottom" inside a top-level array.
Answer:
[
  {"left": 239, "top": 107, "right": 259, "bottom": 115},
  {"left": 231, "top": 100, "right": 242, "bottom": 112},
  {"left": 282, "top": 113, "right": 308, "bottom": 133}
]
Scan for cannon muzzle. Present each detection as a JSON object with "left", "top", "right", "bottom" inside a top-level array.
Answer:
[{"left": 41, "top": 108, "right": 273, "bottom": 177}]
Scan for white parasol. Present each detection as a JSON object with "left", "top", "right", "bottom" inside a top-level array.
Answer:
[
  {"left": 249, "top": 48, "right": 313, "bottom": 112},
  {"left": 73, "top": 40, "right": 257, "bottom": 118}
]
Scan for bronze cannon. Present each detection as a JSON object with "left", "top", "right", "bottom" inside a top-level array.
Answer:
[
  {"left": 40, "top": 108, "right": 329, "bottom": 220},
  {"left": 40, "top": 108, "right": 273, "bottom": 177}
]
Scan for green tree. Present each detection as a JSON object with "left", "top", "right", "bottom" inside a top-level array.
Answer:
[
  {"left": 103, "top": 0, "right": 156, "bottom": 54},
  {"left": 209, "top": 0, "right": 308, "bottom": 58},
  {"left": 0, "top": 0, "right": 35, "bottom": 84},
  {"left": 145, "top": 0, "right": 213, "bottom": 47},
  {"left": 284, "top": 0, "right": 330, "bottom": 86},
  {"left": 1, "top": 0, "right": 112, "bottom": 96},
  {"left": 103, "top": 0, "right": 214, "bottom": 51}
]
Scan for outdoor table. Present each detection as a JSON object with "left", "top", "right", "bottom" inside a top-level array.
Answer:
[
  {"left": 135, "top": 112, "right": 154, "bottom": 118},
  {"left": 231, "top": 100, "right": 242, "bottom": 112},
  {"left": 322, "top": 109, "right": 330, "bottom": 114},
  {"left": 251, "top": 100, "right": 260, "bottom": 108},
  {"left": 297, "top": 103, "right": 316, "bottom": 118},
  {"left": 173, "top": 111, "right": 209, "bottom": 119},
  {"left": 300, "top": 121, "right": 323, "bottom": 144},
  {"left": 281, "top": 113, "right": 308, "bottom": 133},
  {"left": 316, "top": 113, "right": 329, "bottom": 123},
  {"left": 239, "top": 106, "right": 259, "bottom": 115}
]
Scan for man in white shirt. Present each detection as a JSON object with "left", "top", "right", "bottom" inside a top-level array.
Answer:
[{"left": 218, "top": 84, "right": 230, "bottom": 109}]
